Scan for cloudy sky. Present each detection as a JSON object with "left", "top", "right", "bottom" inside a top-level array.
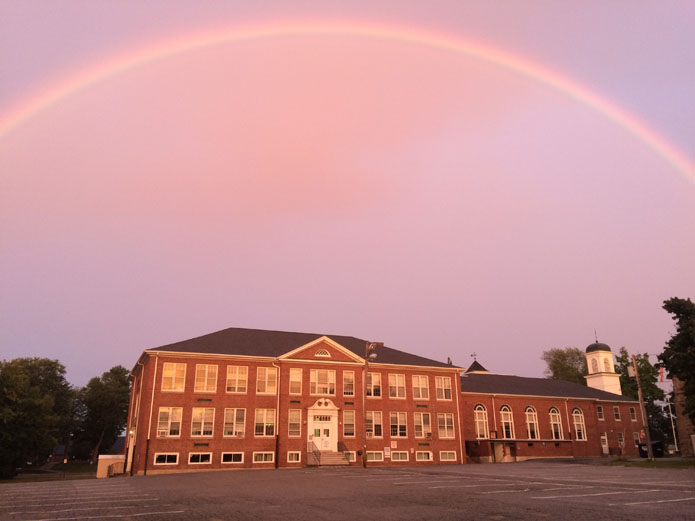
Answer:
[{"left": 1, "top": 1, "right": 693, "bottom": 386}]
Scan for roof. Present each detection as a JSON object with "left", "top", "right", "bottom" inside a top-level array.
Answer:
[
  {"left": 586, "top": 342, "right": 612, "bottom": 353},
  {"left": 466, "top": 360, "right": 488, "bottom": 373},
  {"left": 148, "top": 327, "right": 453, "bottom": 368},
  {"left": 460, "top": 372, "right": 636, "bottom": 402}
]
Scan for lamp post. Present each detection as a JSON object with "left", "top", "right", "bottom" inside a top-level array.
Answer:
[{"left": 363, "top": 341, "right": 383, "bottom": 468}]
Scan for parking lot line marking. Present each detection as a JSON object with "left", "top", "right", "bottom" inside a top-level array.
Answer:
[
  {"left": 481, "top": 489, "right": 530, "bottom": 494},
  {"left": 393, "top": 479, "right": 460, "bottom": 485},
  {"left": 533, "top": 489, "right": 662, "bottom": 499},
  {"left": 2, "top": 490, "right": 137, "bottom": 500},
  {"left": 0, "top": 498, "right": 160, "bottom": 508},
  {"left": 22, "top": 510, "right": 186, "bottom": 521},
  {"left": 618, "top": 496, "right": 695, "bottom": 506},
  {"left": 10, "top": 506, "right": 133, "bottom": 515},
  {"left": 0, "top": 494, "right": 152, "bottom": 506},
  {"left": 537, "top": 486, "right": 594, "bottom": 491},
  {"left": 429, "top": 483, "right": 519, "bottom": 489}
]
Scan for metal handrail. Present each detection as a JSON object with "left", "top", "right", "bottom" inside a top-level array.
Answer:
[{"left": 307, "top": 441, "right": 321, "bottom": 466}]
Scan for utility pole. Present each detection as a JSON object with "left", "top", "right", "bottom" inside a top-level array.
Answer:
[
  {"left": 631, "top": 355, "right": 654, "bottom": 461},
  {"left": 362, "top": 341, "right": 383, "bottom": 468}
]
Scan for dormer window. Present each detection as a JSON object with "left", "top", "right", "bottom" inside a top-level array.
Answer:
[{"left": 314, "top": 349, "right": 331, "bottom": 358}]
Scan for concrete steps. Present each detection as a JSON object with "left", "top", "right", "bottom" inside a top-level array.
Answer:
[{"left": 318, "top": 451, "right": 350, "bottom": 466}]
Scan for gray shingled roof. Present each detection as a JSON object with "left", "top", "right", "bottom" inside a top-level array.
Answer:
[
  {"left": 149, "top": 327, "right": 453, "bottom": 368},
  {"left": 460, "top": 373, "right": 636, "bottom": 402}
]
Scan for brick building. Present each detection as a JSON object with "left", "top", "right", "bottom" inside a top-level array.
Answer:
[{"left": 124, "top": 328, "right": 639, "bottom": 475}]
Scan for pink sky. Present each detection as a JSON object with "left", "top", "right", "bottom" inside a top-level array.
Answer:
[{"left": 1, "top": 1, "right": 694, "bottom": 385}]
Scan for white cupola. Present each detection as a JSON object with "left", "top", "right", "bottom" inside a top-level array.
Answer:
[{"left": 584, "top": 341, "right": 622, "bottom": 395}]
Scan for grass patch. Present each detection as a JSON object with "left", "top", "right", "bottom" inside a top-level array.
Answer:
[
  {"left": 50, "top": 461, "right": 96, "bottom": 473},
  {"left": 595, "top": 458, "right": 695, "bottom": 469}
]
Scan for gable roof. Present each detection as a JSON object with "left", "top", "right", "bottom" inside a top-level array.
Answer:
[
  {"left": 460, "top": 372, "right": 636, "bottom": 402},
  {"left": 148, "top": 327, "right": 453, "bottom": 368},
  {"left": 466, "top": 360, "right": 488, "bottom": 373}
]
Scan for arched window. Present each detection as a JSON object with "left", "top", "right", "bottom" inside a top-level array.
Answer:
[
  {"left": 314, "top": 349, "right": 331, "bottom": 358},
  {"left": 572, "top": 408, "right": 586, "bottom": 441},
  {"left": 474, "top": 404, "right": 489, "bottom": 439},
  {"left": 549, "top": 407, "right": 563, "bottom": 440},
  {"left": 500, "top": 405, "right": 515, "bottom": 439},
  {"left": 591, "top": 359, "right": 598, "bottom": 374},
  {"left": 525, "top": 406, "right": 539, "bottom": 439},
  {"left": 603, "top": 358, "right": 611, "bottom": 372}
]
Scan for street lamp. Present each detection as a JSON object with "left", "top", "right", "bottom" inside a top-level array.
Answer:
[{"left": 363, "top": 341, "right": 383, "bottom": 468}]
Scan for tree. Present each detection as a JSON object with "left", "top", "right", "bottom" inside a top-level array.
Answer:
[
  {"left": 541, "top": 347, "right": 587, "bottom": 385},
  {"left": 658, "top": 297, "right": 695, "bottom": 421},
  {"left": 0, "top": 358, "right": 74, "bottom": 478},
  {"left": 73, "top": 366, "right": 130, "bottom": 463}
]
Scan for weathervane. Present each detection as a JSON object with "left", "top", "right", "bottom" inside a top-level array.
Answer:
[{"left": 471, "top": 352, "right": 477, "bottom": 361}]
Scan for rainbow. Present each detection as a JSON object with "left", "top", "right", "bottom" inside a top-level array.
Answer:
[{"left": 1, "top": 19, "right": 693, "bottom": 183}]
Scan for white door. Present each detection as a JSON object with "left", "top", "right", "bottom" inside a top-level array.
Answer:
[
  {"left": 600, "top": 433, "right": 609, "bottom": 455},
  {"left": 311, "top": 416, "right": 335, "bottom": 451}
]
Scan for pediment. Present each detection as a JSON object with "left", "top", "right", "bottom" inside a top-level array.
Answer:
[{"left": 279, "top": 336, "right": 363, "bottom": 363}]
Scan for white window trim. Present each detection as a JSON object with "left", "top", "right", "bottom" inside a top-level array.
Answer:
[
  {"left": 525, "top": 407, "right": 540, "bottom": 440},
  {"left": 157, "top": 407, "right": 182, "bottom": 438},
  {"left": 191, "top": 407, "right": 215, "bottom": 437},
  {"left": 597, "top": 406, "right": 605, "bottom": 421},
  {"left": 287, "top": 451, "right": 302, "bottom": 463},
  {"left": 221, "top": 452, "right": 244, "bottom": 464},
  {"left": 629, "top": 407, "right": 637, "bottom": 422},
  {"left": 254, "top": 408, "right": 276, "bottom": 438},
  {"left": 256, "top": 367, "right": 278, "bottom": 395},
  {"left": 438, "top": 413, "right": 455, "bottom": 439},
  {"left": 572, "top": 409, "right": 587, "bottom": 441},
  {"left": 188, "top": 452, "right": 212, "bottom": 465},
  {"left": 345, "top": 451, "right": 357, "bottom": 462},
  {"left": 435, "top": 376, "right": 452, "bottom": 401},
  {"left": 289, "top": 368, "right": 302, "bottom": 395},
  {"left": 415, "top": 451, "right": 433, "bottom": 461},
  {"left": 366, "top": 411, "right": 383, "bottom": 438},
  {"left": 391, "top": 451, "right": 409, "bottom": 462},
  {"left": 226, "top": 365, "right": 248, "bottom": 394},
  {"left": 343, "top": 371, "right": 355, "bottom": 397},
  {"left": 474, "top": 405, "right": 489, "bottom": 439},
  {"left": 413, "top": 412, "right": 431, "bottom": 439},
  {"left": 366, "top": 451, "right": 384, "bottom": 462},
  {"left": 366, "top": 372, "right": 382, "bottom": 398},
  {"left": 194, "top": 364, "right": 218, "bottom": 393},
  {"left": 288, "top": 409, "right": 302, "bottom": 438},
  {"left": 390, "top": 411, "right": 407, "bottom": 438},
  {"left": 153, "top": 452, "right": 179, "bottom": 465},
  {"left": 222, "top": 408, "right": 246, "bottom": 438},
  {"left": 613, "top": 406, "right": 622, "bottom": 421},
  {"left": 412, "top": 375, "right": 430, "bottom": 400},
  {"left": 309, "top": 369, "right": 336, "bottom": 396},
  {"left": 439, "top": 451, "right": 457, "bottom": 462},
  {"left": 252, "top": 452, "right": 275, "bottom": 463},
  {"left": 343, "top": 410, "right": 356, "bottom": 438},
  {"left": 388, "top": 373, "right": 406, "bottom": 399},
  {"left": 161, "top": 362, "right": 186, "bottom": 393}
]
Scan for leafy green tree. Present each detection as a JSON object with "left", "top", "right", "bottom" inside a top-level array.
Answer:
[
  {"left": 74, "top": 366, "right": 130, "bottom": 463},
  {"left": 541, "top": 347, "right": 587, "bottom": 385},
  {"left": 658, "top": 297, "right": 695, "bottom": 420}
]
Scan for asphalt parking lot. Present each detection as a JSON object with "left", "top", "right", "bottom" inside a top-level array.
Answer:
[{"left": 1, "top": 461, "right": 694, "bottom": 521}]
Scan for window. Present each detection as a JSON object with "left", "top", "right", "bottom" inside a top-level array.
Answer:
[
  {"left": 226, "top": 366, "right": 247, "bottom": 393},
  {"left": 343, "top": 410, "right": 355, "bottom": 437},
  {"left": 188, "top": 452, "right": 211, "bottom": 464},
  {"left": 366, "top": 451, "right": 383, "bottom": 462},
  {"left": 343, "top": 371, "right": 355, "bottom": 396},
  {"left": 629, "top": 407, "right": 637, "bottom": 421},
  {"left": 591, "top": 359, "right": 598, "bottom": 373},
  {"left": 440, "top": 451, "right": 456, "bottom": 461},
  {"left": 154, "top": 453, "right": 178, "bottom": 465},
  {"left": 314, "top": 349, "right": 331, "bottom": 358},
  {"left": 416, "top": 451, "right": 432, "bottom": 461},
  {"left": 412, "top": 375, "right": 429, "bottom": 399},
  {"left": 388, "top": 374, "right": 406, "bottom": 398},
  {"left": 633, "top": 432, "right": 640, "bottom": 446},
  {"left": 435, "top": 376, "right": 452, "bottom": 400},
  {"left": 288, "top": 368, "right": 302, "bottom": 395},
  {"left": 253, "top": 452, "right": 274, "bottom": 463},
  {"left": 223, "top": 408, "right": 245, "bottom": 437},
  {"left": 500, "top": 406, "right": 515, "bottom": 439},
  {"left": 604, "top": 358, "right": 611, "bottom": 372},
  {"left": 287, "top": 451, "right": 301, "bottom": 463},
  {"left": 390, "top": 412, "right": 407, "bottom": 437},
  {"left": 310, "top": 369, "right": 336, "bottom": 395},
  {"left": 597, "top": 406, "right": 604, "bottom": 420},
  {"left": 572, "top": 408, "right": 586, "bottom": 441},
  {"left": 345, "top": 451, "right": 357, "bottom": 462},
  {"left": 474, "top": 404, "right": 489, "bottom": 439},
  {"left": 525, "top": 406, "right": 539, "bottom": 440},
  {"left": 161, "top": 363, "right": 186, "bottom": 391},
  {"left": 288, "top": 409, "right": 301, "bottom": 437},
  {"left": 438, "top": 413, "right": 455, "bottom": 439},
  {"left": 191, "top": 407, "right": 214, "bottom": 436},
  {"left": 366, "top": 411, "right": 383, "bottom": 437},
  {"left": 549, "top": 407, "right": 563, "bottom": 440},
  {"left": 617, "top": 432, "right": 624, "bottom": 446},
  {"left": 366, "top": 372, "right": 381, "bottom": 397},
  {"left": 613, "top": 406, "right": 621, "bottom": 421},
  {"left": 256, "top": 367, "right": 277, "bottom": 395},
  {"left": 391, "top": 451, "right": 409, "bottom": 461},
  {"left": 194, "top": 364, "right": 218, "bottom": 393},
  {"left": 221, "top": 452, "right": 243, "bottom": 464},
  {"left": 254, "top": 408, "right": 276, "bottom": 437},
  {"left": 157, "top": 407, "right": 182, "bottom": 437},
  {"left": 414, "top": 412, "right": 431, "bottom": 438}
]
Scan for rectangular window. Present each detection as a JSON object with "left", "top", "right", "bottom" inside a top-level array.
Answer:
[
  {"left": 310, "top": 369, "right": 336, "bottom": 395},
  {"left": 366, "top": 451, "right": 384, "bottom": 462},
  {"left": 256, "top": 367, "right": 277, "bottom": 395},
  {"left": 412, "top": 375, "right": 429, "bottom": 400},
  {"left": 439, "top": 451, "right": 457, "bottom": 461},
  {"left": 161, "top": 363, "right": 186, "bottom": 392},
  {"left": 416, "top": 451, "right": 432, "bottom": 461},
  {"left": 438, "top": 413, "right": 455, "bottom": 439},
  {"left": 633, "top": 432, "right": 640, "bottom": 446},
  {"left": 254, "top": 408, "right": 276, "bottom": 437},
  {"left": 223, "top": 408, "right": 245, "bottom": 437},
  {"left": 613, "top": 406, "right": 621, "bottom": 421},
  {"left": 157, "top": 407, "right": 182, "bottom": 437},
  {"left": 617, "top": 432, "right": 624, "bottom": 445},
  {"left": 366, "top": 372, "right": 381, "bottom": 397},
  {"left": 289, "top": 368, "right": 302, "bottom": 395},
  {"left": 194, "top": 364, "right": 218, "bottom": 393},
  {"left": 288, "top": 409, "right": 301, "bottom": 437},
  {"left": 253, "top": 452, "right": 274, "bottom": 463},
  {"left": 153, "top": 453, "right": 178, "bottom": 465},
  {"left": 366, "top": 411, "right": 383, "bottom": 437},
  {"left": 287, "top": 451, "right": 301, "bottom": 463},
  {"left": 388, "top": 374, "right": 406, "bottom": 398},
  {"left": 629, "top": 407, "right": 637, "bottom": 421},
  {"left": 345, "top": 451, "right": 356, "bottom": 462},
  {"left": 435, "top": 376, "right": 452, "bottom": 400},
  {"left": 597, "top": 406, "right": 604, "bottom": 420},
  {"left": 188, "top": 452, "right": 211, "bottom": 464},
  {"left": 191, "top": 407, "right": 214, "bottom": 437},
  {"left": 343, "top": 371, "right": 355, "bottom": 397},
  {"left": 226, "top": 365, "right": 248, "bottom": 393},
  {"left": 414, "top": 412, "right": 431, "bottom": 438},
  {"left": 390, "top": 412, "right": 407, "bottom": 437},
  {"left": 391, "top": 451, "right": 409, "bottom": 461},
  {"left": 221, "top": 452, "right": 244, "bottom": 464},
  {"left": 343, "top": 410, "right": 355, "bottom": 437}
]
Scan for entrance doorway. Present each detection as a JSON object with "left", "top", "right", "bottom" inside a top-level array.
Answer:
[
  {"left": 600, "top": 433, "right": 609, "bottom": 455},
  {"left": 307, "top": 398, "right": 339, "bottom": 452}
]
